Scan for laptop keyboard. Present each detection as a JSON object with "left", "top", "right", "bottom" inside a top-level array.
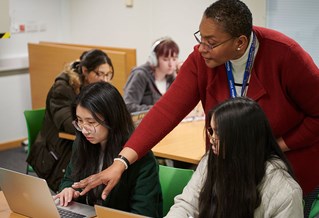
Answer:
[{"left": 57, "top": 207, "right": 86, "bottom": 218}]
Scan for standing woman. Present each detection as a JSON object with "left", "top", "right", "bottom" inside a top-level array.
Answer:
[
  {"left": 55, "top": 82, "right": 162, "bottom": 218},
  {"left": 124, "top": 37, "right": 179, "bottom": 113},
  {"left": 165, "top": 97, "right": 303, "bottom": 218},
  {"left": 27, "top": 49, "right": 114, "bottom": 192},
  {"left": 73, "top": 0, "right": 319, "bottom": 200}
]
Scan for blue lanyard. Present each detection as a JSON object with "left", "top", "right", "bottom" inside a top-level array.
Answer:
[{"left": 225, "top": 33, "right": 256, "bottom": 98}]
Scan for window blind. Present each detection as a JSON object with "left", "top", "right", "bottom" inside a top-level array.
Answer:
[{"left": 266, "top": 0, "right": 319, "bottom": 66}]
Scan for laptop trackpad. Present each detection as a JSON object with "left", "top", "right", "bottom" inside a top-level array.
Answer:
[{"left": 55, "top": 199, "right": 96, "bottom": 218}]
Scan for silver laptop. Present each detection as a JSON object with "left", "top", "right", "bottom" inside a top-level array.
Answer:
[{"left": 0, "top": 167, "right": 96, "bottom": 218}]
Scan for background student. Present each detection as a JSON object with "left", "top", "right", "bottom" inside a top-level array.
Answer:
[
  {"left": 27, "top": 49, "right": 114, "bottom": 192},
  {"left": 55, "top": 82, "right": 162, "bottom": 218},
  {"left": 123, "top": 37, "right": 180, "bottom": 113},
  {"left": 165, "top": 97, "right": 303, "bottom": 218},
  {"left": 73, "top": 0, "right": 319, "bottom": 200}
]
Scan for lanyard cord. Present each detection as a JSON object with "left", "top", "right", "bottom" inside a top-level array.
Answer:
[{"left": 225, "top": 33, "right": 256, "bottom": 98}]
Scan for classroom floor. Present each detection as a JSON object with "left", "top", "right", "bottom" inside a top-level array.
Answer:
[
  {"left": 0, "top": 146, "right": 28, "bottom": 174},
  {"left": 0, "top": 145, "right": 40, "bottom": 192}
]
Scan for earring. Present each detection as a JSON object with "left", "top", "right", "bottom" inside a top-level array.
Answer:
[{"left": 237, "top": 47, "right": 241, "bottom": 51}]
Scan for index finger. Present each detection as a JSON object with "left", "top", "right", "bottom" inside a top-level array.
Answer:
[
  {"left": 79, "top": 176, "right": 103, "bottom": 196},
  {"left": 72, "top": 174, "right": 93, "bottom": 189},
  {"left": 101, "top": 180, "right": 117, "bottom": 200}
]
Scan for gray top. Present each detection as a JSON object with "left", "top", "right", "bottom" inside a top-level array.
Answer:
[
  {"left": 123, "top": 63, "right": 175, "bottom": 113},
  {"left": 165, "top": 154, "right": 303, "bottom": 218}
]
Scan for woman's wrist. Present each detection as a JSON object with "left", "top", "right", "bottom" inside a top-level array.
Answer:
[
  {"left": 277, "top": 137, "right": 289, "bottom": 152},
  {"left": 119, "top": 147, "right": 139, "bottom": 164},
  {"left": 113, "top": 155, "right": 129, "bottom": 170},
  {"left": 112, "top": 158, "right": 127, "bottom": 172},
  {"left": 113, "top": 147, "right": 138, "bottom": 171}
]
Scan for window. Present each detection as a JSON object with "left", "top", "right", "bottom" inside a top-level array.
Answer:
[{"left": 266, "top": 0, "right": 319, "bottom": 66}]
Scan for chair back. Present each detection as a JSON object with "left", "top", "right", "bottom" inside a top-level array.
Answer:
[
  {"left": 159, "top": 165, "right": 194, "bottom": 216},
  {"left": 23, "top": 108, "right": 45, "bottom": 173},
  {"left": 305, "top": 186, "right": 319, "bottom": 218}
]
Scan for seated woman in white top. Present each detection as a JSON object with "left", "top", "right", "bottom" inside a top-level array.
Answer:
[{"left": 165, "top": 97, "right": 303, "bottom": 218}]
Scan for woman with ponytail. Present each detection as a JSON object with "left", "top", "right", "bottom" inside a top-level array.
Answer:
[{"left": 27, "top": 49, "right": 114, "bottom": 192}]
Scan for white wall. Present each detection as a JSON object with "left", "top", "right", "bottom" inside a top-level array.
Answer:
[
  {"left": 66, "top": 0, "right": 211, "bottom": 65},
  {"left": 66, "top": 0, "right": 265, "bottom": 65},
  {"left": 0, "top": 0, "right": 65, "bottom": 143},
  {"left": 0, "top": 71, "right": 31, "bottom": 142},
  {"left": 266, "top": 0, "right": 319, "bottom": 64},
  {"left": 0, "top": 0, "right": 267, "bottom": 143}
]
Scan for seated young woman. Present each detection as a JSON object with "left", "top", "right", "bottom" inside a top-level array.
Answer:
[
  {"left": 27, "top": 49, "right": 114, "bottom": 192},
  {"left": 54, "top": 82, "right": 162, "bottom": 218},
  {"left": 123, "top": 37, "right": 180, "bottom": 113},
  {"left": 165, "top": 97, "right": 303, "bottom": 218}
]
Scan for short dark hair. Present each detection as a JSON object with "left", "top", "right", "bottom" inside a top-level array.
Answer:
[{"left": 204, "top": 0, "right": 252, "bottom": 38}]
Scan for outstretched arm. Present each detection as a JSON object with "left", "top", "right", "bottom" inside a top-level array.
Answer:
[
  {"left": 73, "top": 48, "right": 202, "bottom": 199},
  {"left": 72, "top": 147, "right": 138, "bottom": 199}
]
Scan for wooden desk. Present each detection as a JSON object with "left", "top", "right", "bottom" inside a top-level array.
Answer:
[
  {"left": 59, "top": 120, "right": 206, "bottom": 165},
  {"left": 28, "top": 43, "right": 136, "bottom": 109},
  {"left": 152, "top": 120, "right": 206, "bottom": 164}
]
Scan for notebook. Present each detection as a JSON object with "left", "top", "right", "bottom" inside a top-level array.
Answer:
[
  {"left": 94, "top": 205, "right": 149, "bottom": 218},
  {"left": 0, "top": 167, "right": 96, "bottom": 218}
]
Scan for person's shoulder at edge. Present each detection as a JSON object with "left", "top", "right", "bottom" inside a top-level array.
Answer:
[
  {"left": 47, "top": 73, "right": 72, "bottom": 101},
  {"left": 52, "top": 70, "right": 81, "bottom": 94},
  {"left": 50, "top": 72, "right": 69, "bottom": 87},
  {"left": 256, "top": 158, "right": 303, "bottom": 217},
  {"left": 262, "top": 158, "right": 302, "bottom": 195},
  {"left": 130, "top": 63, "right": 153, "bottom": 75},
  {"left": 125, "top": 63, "right": 153, "bottom": 87}
]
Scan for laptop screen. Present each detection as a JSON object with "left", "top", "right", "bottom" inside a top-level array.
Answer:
[{"left": 0, "top": 167, "right": 95, "bottom": 218}]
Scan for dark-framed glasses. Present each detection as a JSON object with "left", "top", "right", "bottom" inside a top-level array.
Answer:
[
  {"left": 194, "top": 30, "right": 234, "bottom": 51},
  {"left": 207, "top": 127, "right": 219, "bottom": 146},
  {"left": 72, "top": 120, "right": 101, "bottom": 134},
  {"left": 93, "top": 70, "right": 113, "bottom": 81}
]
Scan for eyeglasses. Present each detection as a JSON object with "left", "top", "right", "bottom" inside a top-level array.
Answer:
[
  {"left": 93, "top": 70, "right": 113, "bottom": 81},
  {"left": 207, "top": 127, "right": 219, "bottom": 147},
  {"left": 194, "top": 30, "right": 234, "bottom": 51},
  {"left": 72, "top": 120, "right": 102, "bottom": 134}
]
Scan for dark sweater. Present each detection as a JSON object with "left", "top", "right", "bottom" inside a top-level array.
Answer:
[
  {"left": 27, "top": 72, "right": 79, "bottom": 192},
  {"left": 59, "top": 151, "right": 163, "bottom": 218}
]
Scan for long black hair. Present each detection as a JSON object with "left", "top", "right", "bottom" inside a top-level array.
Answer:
[
  {"left": 199, "top": 97, "right": 294, "bottom": 218},
  {"left": 71, "top": 82, "right": 134, "bottom": 204}
]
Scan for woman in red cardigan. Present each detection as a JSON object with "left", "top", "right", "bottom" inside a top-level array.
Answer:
[{"left": 74, "top": 0, "right": 319, "bottom": 199}]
